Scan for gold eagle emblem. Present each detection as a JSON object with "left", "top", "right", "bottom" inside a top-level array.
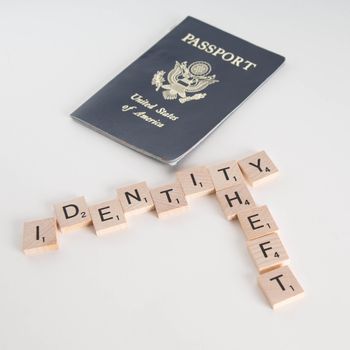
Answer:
[{"left": 151, "top": 61, "right": 219, "bottom": 103}]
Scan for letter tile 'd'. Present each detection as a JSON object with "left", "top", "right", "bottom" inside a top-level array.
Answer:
[
  {"left": 151, "top": 182, "right": 189, "bottom": 218},
  {"left": 54, "top": 196, "right": 92, "bottom": 233}
]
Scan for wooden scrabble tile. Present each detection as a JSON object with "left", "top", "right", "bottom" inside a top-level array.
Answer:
[
  {"left": 216, "top": 183, "right": 256, "bottom": 220},
  {"left": 23, "top": 217, "right": 58, "bottom": 255},
  {"left": 258, "top": 265, "right": 304, "bottom": 309},
  {"left": 54, "top": 196, "right": 92, "bottom": 233},
  {"left": 176, "top": 166, "right": 214, "bottom": 198},
  {"left": 207, "top": 160, "right": 245, "bottom": 191},
  {"left": 151, "top": 182, "right": 189, "bottom": 218},
  {"left": 237, "top": 205, "right": 278, "bottom": 240},
  {"left": 117, "top": 181, "right": 154, "bottom": 216},
  {"left": 238, "top": 151, "right": 279, "bottom": 186},
  {"left": 247, "top": 233, "right": 290, "bottom": 272},
  {"left": 89, "top": 199, "right": 127, "bottom": 236}
]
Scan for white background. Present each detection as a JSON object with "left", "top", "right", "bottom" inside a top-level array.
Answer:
[{"left": 1, "top": 0, "right": 349, "bottom": 349}]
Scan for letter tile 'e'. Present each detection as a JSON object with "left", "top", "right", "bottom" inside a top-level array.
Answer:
[
  {"left": 238, "top": 151, "right": 279, "bottom": 186},
  {"left": 89, "top": 199, "right": 127, "bottom": 236},
  {"left": 237, "top": 205, "right": 278, "bottom": 240},
  {"left": 247, "top": 233, "right": 289, "bottom": 272},
  {"left": 216, "top": 183, "right": 256, "bottom": 220},
  {"left": 54, "top": 196, "right": 92, "bottom": 233},
  {"left": 176, "top": 166, "right": 214, "bottom": 198},
  {"left": 151, "top": 182, "right": 189, "bottom": 218},
  {"left": 23, "top": 217, "right": 58, "bottom": 255},
  {"left": 117, "top": 181, "right": 154, "bottom": 216},
  {"left": 258, "top": 265, "right": 304, "bottom": 309},
  {"left": 207, "top": 161, "right": 245, "bottom": 191}
]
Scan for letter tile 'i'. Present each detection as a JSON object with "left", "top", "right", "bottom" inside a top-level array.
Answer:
[
  {"left": 151, "top": 182, "right": 189, "bottom": 218},
  {"left": 117, "top": 181, "right": 154, "bottom": 216},
  {"left": 258, "top": 265, "right": 304, "bottom": 309},
  {"left": 207, "top": 160, "right": 245, "bottom": 191},
  {"left": 176, "top": 166, "right": 215, "bottom": 198},
  {"left": 54, "top": 196, "right": 92, "bottom": 233},
  {"left": 23, "top": 217, "right": 58, "bottom": 255},
  {"left": 89, "top": 199, "right": 127, "bottom": 236},
  {"left": 238, "top": 151, "right": 279, "bottom": 186}
]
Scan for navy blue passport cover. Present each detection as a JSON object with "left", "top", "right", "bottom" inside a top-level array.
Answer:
[{"left": 71, "top": 16, "right": 285, "bottom": 165}]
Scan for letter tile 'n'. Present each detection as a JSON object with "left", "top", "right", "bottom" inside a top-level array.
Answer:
[
  {"left": 54, "top": 196, "right": 92, "bottom": 233},
  {"left": 117, "top": 181, "right": 154, "bottom": 216}
]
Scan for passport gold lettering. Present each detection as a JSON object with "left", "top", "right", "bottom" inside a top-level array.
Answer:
[
  {"left": 181, "top": 33, "right": 257, "bottom": 71},
  {"left": 121, "top": 93, "right": 180, "bottom": 128}
]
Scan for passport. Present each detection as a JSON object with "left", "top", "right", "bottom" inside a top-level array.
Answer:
[{"left": 71, "top": 16, "right": 285, "bottom": 165}]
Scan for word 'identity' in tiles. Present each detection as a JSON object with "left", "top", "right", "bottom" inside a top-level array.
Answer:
[
  {"left": 22, "top": 150, "right": 304, "bottom": 310},
  {"left": 176, "top": 166, "right": 214, "bottom": 198},
  {"left": 89, "top": 199, "right": 127, "bottom": 236},
  {"left": 151, "top": 182, "right": 189, "bottom": 218},
  {"left": 23, "top": 217, "right": 58, "bottom": 255},
  {"left": 258, "top": 265, "right": 304, "bottom": 309},
  {"left": 117, "top": 181, "right": 154, "bottom": 216},
  {"left": 237, "top": 205, "right": 279, "bottom": 240},
  {"left": 207, "top": 160, "right": 244, "bottom": 191},
  {"left": 54, "top": 196, "right": 91, "bottom": 233},
  {"left": 238, "top": 151, "right": 279, "bottom": 186},
  {"left": 247, "top": 232, "right": 290, "bottom": 273},
  {"left": 216, "top": 183, "right": 256, "bottom": 220}
]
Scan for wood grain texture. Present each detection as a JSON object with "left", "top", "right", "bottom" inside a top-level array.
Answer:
[
  {"left": 207, "top": 160, "right": 245, "bottom": 191},
  {"left": 176, "top": 166, "right": 214, "bottom": 198},
  {"left": 151, "top": 182, "right": 189, "bottom": 218},
  {"left": 247, "top": 232, "right": 290, "bottom": 272},
  {"left": 117, "top": 181, "right": 154, "bottom": 216},
  {"left": 237, "top": 205, "right": 278, "bottom": 240},
  {"left": 54, "top": 196, "right": 92, "bottom": 233},
  {"left": 23, "top": 217, "right": 58, "bottom": 255},
  {"left": 258, "top": 265, "right": 304, "bottom": 309},
  {"left": 215, "top": 183, "right": 256, "bottom": 220},
  {"left": 89, "top": 198, "right": 127, "bottom": 236},
  {"left": 238, "top": 151, "right": 279, "bottom": 186}
]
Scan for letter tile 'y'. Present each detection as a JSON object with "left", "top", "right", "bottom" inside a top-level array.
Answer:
[{"left": 238, "top": 151, "right": 279, "bottom": 186}]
